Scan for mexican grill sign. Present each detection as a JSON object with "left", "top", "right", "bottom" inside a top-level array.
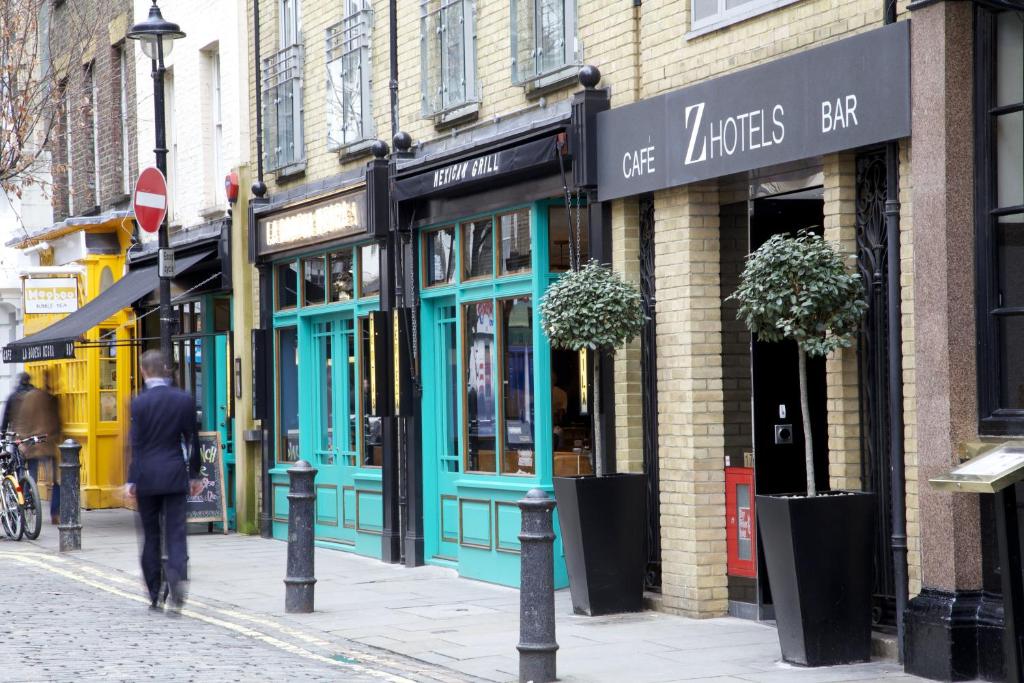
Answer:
[{"left": 596, "top": 22, "right": 910, "bottom": 202}]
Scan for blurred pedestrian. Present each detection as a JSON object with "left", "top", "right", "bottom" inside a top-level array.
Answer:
[
  {"left": 1, "top": 372, "right": 33, "bottom": 434},
  {"left": 12, "top": 371, "right": 62, "bottom": 524},
  {"left": 125, "top": 350, "right": 202, "bottom": 614}
]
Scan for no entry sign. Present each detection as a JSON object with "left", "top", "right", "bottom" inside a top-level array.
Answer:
[{"left": 133, "top": 167, "right": 167, "bottom": 234}]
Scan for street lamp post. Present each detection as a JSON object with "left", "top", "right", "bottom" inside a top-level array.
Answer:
[{"left": 128, "top": 0, "right": 185, "bottom": 367}]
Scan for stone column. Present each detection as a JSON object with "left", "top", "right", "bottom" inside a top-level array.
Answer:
[
  {"left": 653, "top": 182, "right": 728, "bottom": 618},
  {"left": 903, "top": 2, "right": 983, "bottom": 680}
]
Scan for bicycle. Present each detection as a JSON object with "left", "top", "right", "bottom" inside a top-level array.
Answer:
[{"left": 0, "top": 433, "right": 46, "bottom": 541}]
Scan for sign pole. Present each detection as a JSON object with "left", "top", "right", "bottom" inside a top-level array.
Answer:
[{"left": 151, "top": 40, "right": 174, "bottom": 368}]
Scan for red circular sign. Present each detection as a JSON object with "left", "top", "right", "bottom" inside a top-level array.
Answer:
[{"left": 133, "top": 167, "right": 168, "bottom": 234}]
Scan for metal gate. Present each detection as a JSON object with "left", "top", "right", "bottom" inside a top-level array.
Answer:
[
  {"left": 639, "top": 197, "right": 662, "bottom": 591},
  {"left": 855, "top": 149, "right": 896, "bottom": 627}
]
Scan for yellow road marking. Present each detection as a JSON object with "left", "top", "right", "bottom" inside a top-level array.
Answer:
[{"left": 0, "top": 552, "right": 416, "bottom": 683}]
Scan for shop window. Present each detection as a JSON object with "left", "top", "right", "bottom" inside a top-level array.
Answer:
[
  {"left": 213, "top": 298, "right": 231, "bottom": 332},
  {"left": 277, "top": 327, "right": 300, "bottom": 461},
  {"left": 326, "top": 1, "right": 374, "bottom": 148},
  {"left": 315, "top": 322, "right": 334, "bottom": 460},
  {"left": 548, "top": 204, "right": 588, "bottom": 271},
  {"left": 424, "top": 226, "right": 456, "bottom": 286},
  {"left": 690, "top": 0, "right": 801, "bottom": 36},
  {"left": 463, "top": 218, "right": 493, "bottom": 280},
  {"left": 342, "top": 319, "right": 358, "bottom": 465},
  {"left": 464, "top": 300, "right": 497, "bottom": 473},
  {"left": 359, "top": 244, "right": 379, "bottom": 297},
  {"left": 977, "top": 9, "right": 1024, "bottom": 433},
  {"left": 438, "top": 306, "right": 460, "bottom": 473},
  {"left": 551, "top": 347, "right": 593, "bottom": 476},
  {"left": 498, "top": 209, "right": 531, "bottom": 275},
  {"left": 499, "top": 297, "right": 535, "bottom": 475},
  {"left": 359, "top": 316, "right": 383, "bottom": 466},
  {"left": 276, "top": 261, "right": 298, "bottom": 309},
  {"left": 420, "top": 0, "right": 477, "bottom": 117},
  {"left": 99, "top": 329, "right": 117, "bottom": 422},
  {"left": 510, "top": 0, "right": 578, "bottom": 84},
  {"left": 303, "top": 255, "right": 327, "bottom": 305},
  {"left": 328, "top": 251, "right": 354, "bottom": 301}
]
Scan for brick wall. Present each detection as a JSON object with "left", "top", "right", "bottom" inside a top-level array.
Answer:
[{"left": 49, "top": 3, "right": 137, "bottom": 222}]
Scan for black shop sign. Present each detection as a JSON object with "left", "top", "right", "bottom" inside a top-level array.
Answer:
[{"left": 596, "top": 22, "right": 910, "bottom": 201}]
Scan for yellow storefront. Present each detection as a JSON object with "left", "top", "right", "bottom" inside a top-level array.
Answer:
[{"left": 7, "top": 216, "right": 137, "bottom": 509}]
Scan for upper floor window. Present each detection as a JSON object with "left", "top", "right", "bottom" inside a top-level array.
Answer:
[
  {"left": 511, "top": 0, "right": 578, "bottom": 83},
  {"left": 326, "top": 1, "right": 374, "bottom": 149},
  {"left": 87, "top": 62, "right": 100, "bottom": 207},
  {"left": 280, "top": 0, "right": 300, "bottom": 48},
  {"left": 207, "top": 48, "right": 224, "bottom": 205},
  {"left": 263, "top": 44, "right": 306, "bottom": 172},
  {"left": 62, "top": 81, "right": 74, "bottom": 215},
  {"left": 117, "top": 45, "right": 131, "bottom": 196},
  {"left": 690, "top": 0, "right": 801, "bottom": 36},
  {"left": 977, "top": 9, "right": 1024, "bottom": 434},
  {"left": 420, "top": 0, "right": 477, "bottom": 117}
]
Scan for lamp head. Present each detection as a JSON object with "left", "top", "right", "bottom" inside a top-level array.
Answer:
[{"left": 127, "top": 1, "right": 185, "bottom": 61}]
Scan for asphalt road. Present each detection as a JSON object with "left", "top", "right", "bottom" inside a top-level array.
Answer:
[{"left": 0, "top": 547, "right": 475, "bottom": 683}]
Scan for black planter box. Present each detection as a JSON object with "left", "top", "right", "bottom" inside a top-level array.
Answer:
[
  {"left": 756, "top": 491, "right": 876, "bottom": 667},
  {"left": 553, "top": 473, "right": 647, "bottom": 616}
]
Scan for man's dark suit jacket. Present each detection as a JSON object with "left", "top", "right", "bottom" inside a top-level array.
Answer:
[{"left": 129, "top": 383, "right": 201, "bottom": 496}]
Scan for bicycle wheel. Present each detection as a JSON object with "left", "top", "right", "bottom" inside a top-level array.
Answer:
[
  {"left": 20, "top": 474, "right": 42, "bottom": 540},
  {"left": 1, "top": 477, "right": 24, "bottom": 541}
]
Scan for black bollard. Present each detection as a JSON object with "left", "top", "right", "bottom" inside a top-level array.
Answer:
[
  {"left": 517, "top": 488, "right": 558, "bottom": 683},
  {"left": 58, "top": 439, "right": 82, "bottom": 552},
  {"left": 284, "top": 459, "right": 317, "bottom": 613}
]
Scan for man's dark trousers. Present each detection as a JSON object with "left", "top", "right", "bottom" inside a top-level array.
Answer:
[{"left": 137, "top": 493, "right": 187, "bottom": 604}]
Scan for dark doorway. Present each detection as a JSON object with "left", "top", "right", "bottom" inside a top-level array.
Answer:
[{"left": 749, "top": 193, "right": 830, "bottom": 612}]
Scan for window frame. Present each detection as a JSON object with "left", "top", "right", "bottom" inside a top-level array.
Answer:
[
  {"left": 509, "top": 0, "right": 578, "bottom": 85},
  {"left": 688, "top": 0, "right": 803, "bottom": 38},
  {"left": 326, "top": 2, "right": 374, "bottom": 150},
  {"left": 419, "top": 0, "right": 478, "bottom": 118},
  {"left": 976, "top": 7, "right": 1024, "bottom": 436},
  {"left": 209, "top": 49, "right": 224, "bottom": 205},
  {"left": 118, "top": 45, "right": 131, "bottom": 196},
  {"left": 88, "top": 62, "right": 100, "bottom": 208}
]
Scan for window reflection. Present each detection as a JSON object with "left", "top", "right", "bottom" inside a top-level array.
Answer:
[
  {"left": 360, "top": 244, "right": 380, "bottom": 297},
  {"left": 500, "top": 297, "right": 534, "bottom": 475},
  {"left": 464, "top": 301, "right": 496, "bottom": 472},
  {"left": 276, "top": 261, "right": 298, "bottom": 309},
  {"left": 548, "top": 205, "right": 589, "bottom": 271},
  {"left": 304, "top": 256, "right": 327, "bottom": 305},
  {"left": 440, "top": 307, "right": 460, "bottom": 473},
  {"left": 330, "top": 251, "right": 354, "bottom": 301},
  {"left": 463, "top": 219, "right": 493, "bottom": 279},
  {"left": 551, "top": 347, "right": 593, "bottom": 477},
  {"left": 425, "top": 227, "right": 456, "bottom": 286},
  {"left": 360, "top": 317, "right": 383, "bottom": 466},
  {"left": 499, "top": 209, "right": 531, "bottom": 275},
  {"left": 316, "top": 323, "right": 334, "bottom": 463}
]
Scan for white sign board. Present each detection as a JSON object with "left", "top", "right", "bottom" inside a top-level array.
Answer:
[{"left": 24, "top": 277, "right": 78, "bottom": 314}]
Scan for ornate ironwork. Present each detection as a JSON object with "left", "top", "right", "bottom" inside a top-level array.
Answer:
[
  {"left": 856, "top": 149, "right": 896, "bottom": 627},
  {"left": 639, "top": 196, "right": 662, "bottom": 590}
]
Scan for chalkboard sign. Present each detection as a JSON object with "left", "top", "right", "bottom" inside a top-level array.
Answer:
[{"left": 186, "top": 431, "right": 228, "bottom": 532}]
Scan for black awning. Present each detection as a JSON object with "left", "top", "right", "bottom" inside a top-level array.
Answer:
[
  {"left": 2, "top": 250, "right": 212, "bottom": 363},
  {"left": 393, "top": 135, "right": 563, "bottom": 202}
]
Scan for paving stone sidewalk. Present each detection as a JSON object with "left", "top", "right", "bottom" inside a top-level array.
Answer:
[{"left": 14, "top": 509, "right": 924, "bottom": 683}]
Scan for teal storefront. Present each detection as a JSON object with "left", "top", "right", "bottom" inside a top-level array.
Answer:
[
  {"left": 397, "top": 131, "right": 595, "bottom": 588},
  {"left": 256, "top": 186, "right": 385, "bottom": 557}
]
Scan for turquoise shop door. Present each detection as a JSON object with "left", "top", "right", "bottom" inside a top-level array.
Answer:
[
  {"left": 214, "top": 334, "right": 235, "bottom": 528},
  {"left": 308, "top": 315, "right": 383, "bottom": 557},
  {"left": 423, "top": 300, "right": 461, "bottom": 564}
]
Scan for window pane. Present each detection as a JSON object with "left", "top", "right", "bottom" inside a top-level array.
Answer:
[
  {"left": 360, "top": 243, "right": 380, "bottom": 297},
  {"left": 360, "top": 318, "right": 383, "bottom": 466},
  {"left": 330, "top": 250, "right": 354, "bottom": 301},
  {"left": 1000, "top": 315, "right": 1024, "bottom": 410},
  {"left": 548, "top": 204, "right": 589, "bottom": 271},
  {"left": 513, "top": 0, "right": 536, "bottom": 81},
  {"left": 425, "top": 227, "right": 456, "bottom": 285},
  {"left": 278, "top": 327, "right": 299, "bottom": 462},
  {"left": 463, "top": 218, "right": 493, "bottom": 279},
  {"left": 725, "top": 0, "right": 755, "bottom": 9},
  {"left": 343, "top": 320, "right": 358, "bottom": 462},
  {"left": 997, "top": 12, "right": 1024, "bottom": 107},
  {"left": 440, "top": 308, "right": 460, "bottom": 472},
  {"left": 501, "top": 297, "right": 535, "bottom": 475},
  {"left": 317, "top": 325, "right": 334, "bottom": 457},
  {"left": 499, "top": 209, "right": 531, "bottom": 275},
  {"left": 303, "top": 256, "right": 327, "bottom": 305},
  {"left": 997, "top": 111, "right": 1023, "bottom": 208},
  {"left": 464, "top": 301, "right": 496, "bottom": 473},
  {"left": 276, "top": 261, "right": 298, "bottom": 309},
  {"left": 693, "top": 0, "right": 718, "bottom": 22},
  {"left": 551, "top": 348, "right": 593, "bottom": 476},
  {"left": 538, "top": 0, "right": 566, "bottom": 74},
  {"left": 442, "top": 0, "right": 467, "bottom": 108},
  {"left": 998, "top": 218, "right": 1024, "bottom": 309}
]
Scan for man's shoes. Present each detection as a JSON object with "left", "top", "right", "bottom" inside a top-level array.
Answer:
[{"left": 148, "top": 600, "right": 163, "bottom": 614}]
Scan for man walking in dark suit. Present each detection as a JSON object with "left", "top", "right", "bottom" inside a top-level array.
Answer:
[{"left": 125, "top": 350, "right": 202, "bottom": 613}]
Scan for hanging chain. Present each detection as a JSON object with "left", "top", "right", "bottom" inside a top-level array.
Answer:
[{"left": 573, "top": 188, "right": 583, "bottom": 272}]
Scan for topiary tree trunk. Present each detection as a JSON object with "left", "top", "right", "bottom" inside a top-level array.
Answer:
[{"left": 728, "top": 230, "right": 866, "bottom": 497}]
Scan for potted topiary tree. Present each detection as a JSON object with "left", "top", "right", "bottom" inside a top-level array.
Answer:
[
  {"left": 728, "top": 229, "right": 873, "bottom": 666},
  {"left": 540, "top": 259, "right": 647, "bottom": 616}
]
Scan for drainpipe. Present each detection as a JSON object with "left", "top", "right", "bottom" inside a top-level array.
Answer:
[
  {"left": 252, "top": 0, "right": 266, "bottom": 197},
  {"left": 389, "top": 0, "right": 399, "bottom": 140},
  {"left": 884, "top": 0, "right": 909, "bottom": 663}
]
